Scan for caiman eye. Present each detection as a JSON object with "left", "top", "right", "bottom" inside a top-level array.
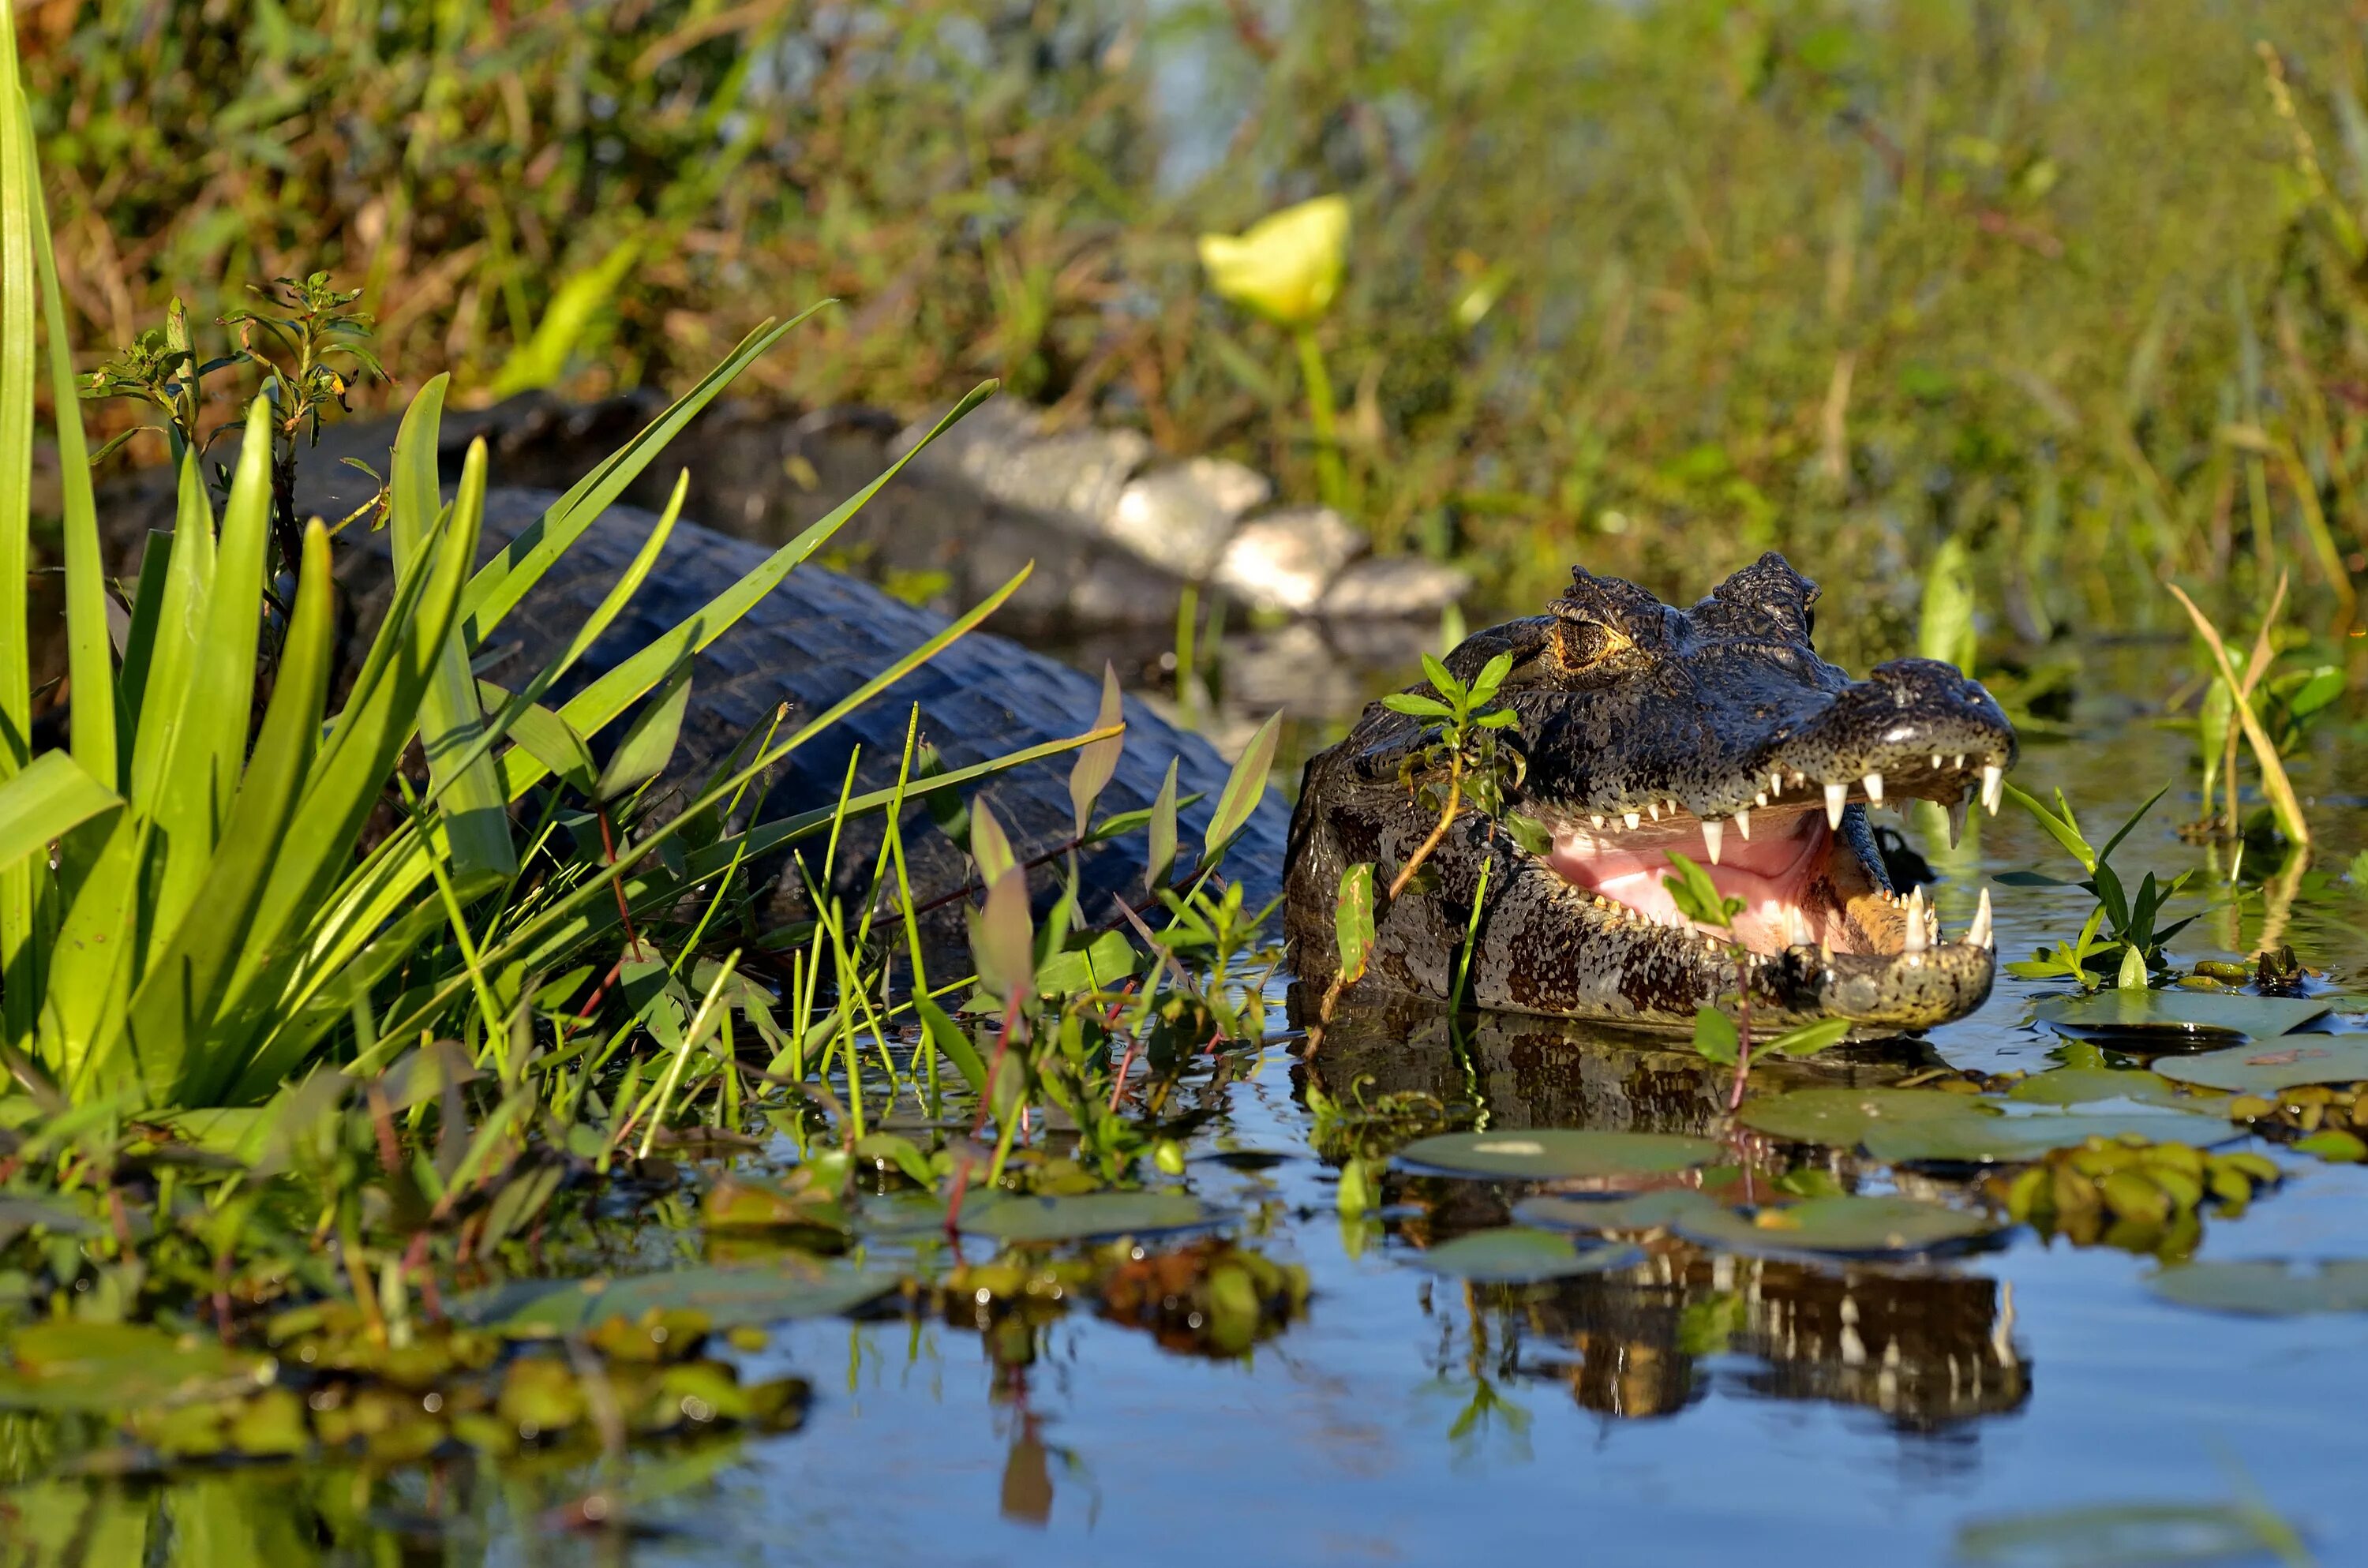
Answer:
[{"left": 1553, "top": 617, "right": 1628, "bottom": 672}]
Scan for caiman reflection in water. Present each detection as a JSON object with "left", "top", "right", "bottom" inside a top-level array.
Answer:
[{"left": 1300, "top": 995, "right": 2030, "bottom": 1431}]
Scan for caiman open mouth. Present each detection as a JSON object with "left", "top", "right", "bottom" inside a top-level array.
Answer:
[{"left": 1535, "top": 753, "right": 2000, "bottom": 964}]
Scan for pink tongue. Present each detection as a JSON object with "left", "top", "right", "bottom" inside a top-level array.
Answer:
[{"left": 1547, "top": 814, "right": 1833, "bottom": 953}]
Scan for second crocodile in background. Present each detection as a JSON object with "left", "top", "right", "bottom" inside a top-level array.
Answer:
[{"left": 1284, "top": 554, "right": 2018, "bottom": 1032}]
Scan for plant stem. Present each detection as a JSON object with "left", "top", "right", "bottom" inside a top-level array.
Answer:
[
  {"left": 1294, "top": 325, "right": 1347, "bottom": 512},
  {"left": 1388, "top": 761, "right": 1463, "bottom": 903},
  {"left": 1726, "top": 950, "right": 1755, "bottom": 1111}
]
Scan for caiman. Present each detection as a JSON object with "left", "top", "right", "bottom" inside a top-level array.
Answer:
[{"left": 1284, "top": 555, "right": 2018, "bottom": 1031}]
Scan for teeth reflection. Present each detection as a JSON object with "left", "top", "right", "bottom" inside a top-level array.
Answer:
[
  {"left": 1969, "top": 885, "right": 1994, "bottom": 950},
  {"left": 1947, "top": 798, "right": 1968, "bottom": 848},
  {"left": 1824, "top": 781, "right": 1848, "bottom": 830}
]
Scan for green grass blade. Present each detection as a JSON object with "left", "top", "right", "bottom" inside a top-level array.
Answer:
[
  {"left": 460, "top": 309, "right": 824, "bottom": 636},
  {"left": 373, "top": 565, "right": 1035, "bottom": 1044},
  {"left": 20, "top": 88, "right": 113, "bottom": 790},
  {"left": 591, "top": 653, "right": 692, "bottom": 803},
  {"left": 126, "top": 458, "right": 217, "bottom": 814},
  {"left": 494, "top": 381, "right": 999, "bottom": 801},
  {"left": 1201, "top": 710, "right": 1281, "bottom": 866},
  {"left": 114, "top": 521, "right": 336, "bottom": 1106},
  {"left": 115, "top": 534, "right": 173, "bottom": 740},
  {"left": 0, "top": 750, "right": 119, "bottom": 872},
  {"left": 392, "top": 396, "right": 515, "bottom": 892},
  {"left": 148, "top": 398, "right": 272, "bottom": 943},
  {"left": 0, "top": 24, "right": 42, "bottom": 1043}
]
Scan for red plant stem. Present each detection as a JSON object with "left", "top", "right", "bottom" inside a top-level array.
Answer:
[
  {"left": 596, "top": 808, "right": 645, "bottom": 954},
  {"left": 1726, "top": 952, "right": 1755, "bottom": 1112},
  {"left": 970, "top": 1000, "right": 1019, "bottom": 1138}
]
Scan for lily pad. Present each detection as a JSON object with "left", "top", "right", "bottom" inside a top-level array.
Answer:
[
  {"left": 1395, "top": 1128, "right": 1720, "bottom": 1181},
  {"left": 0, "top": 1323, "right": 273, "bottom": 1413},
  {"left": 1673, "top": 1194, "right": 1997, "bottom": 1257},
  {"left": 1740, "top": 1087, "right": 2235, "bottom": 1164},
  {"left": 2153, "top": 1037, "right": 2368, "bottom": 1095},
  {"left": 2147, "top": 1259, "right": 2368, "bottom": 1316},
  {"left": 2034, "top": 989, "right": 2329, "bottom": 1041},
  {"left": 954, "top": 1191, "right": 1227, "bottom": 1244},
  {"left": 455, "top": 1259, "right": 900, "bottom": 1335},
  {"left": 1954, "top": 1501, "right": 2306, "bottom": 1566},
  {"left": 1411, "top": 1228, "right": 1647, "bottom": 1283},
  {"left": 1512, "top": 1189, "right": 1723, "bottom": 1233},
  {"left": 2005, "top": 1066, "right": 2227, "bottom": 1113}
]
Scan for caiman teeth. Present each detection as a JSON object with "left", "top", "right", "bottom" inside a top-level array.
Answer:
[
  {"left": 1770, "top": 772, "right": 1784, "bottom": 795},
  {"left": 1981, "top": 763, "right": 2004, "bottom": 814},
  {"left": 1624, "top": 810, "right": 1641, "bottom": 830},
  {"left": 1733, "top": 806, "right": 1751, "bottom": 840},
  {"left": 1903, "top": 886, "right": 1927, "bottom": 953},
  {"left": 1824, "top": 781, "right": 1848, "bottom": 830},
  {"left": 1864, "top": 771, "right": 1884, "bottom": 806},
  {"left": 1701, "top": 818, "right": 1724, "bottom": 864}
]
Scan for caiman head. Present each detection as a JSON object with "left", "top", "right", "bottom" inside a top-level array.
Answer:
[{"left": 1283, "top": 553, "right": 2018, "bottom": 1032}]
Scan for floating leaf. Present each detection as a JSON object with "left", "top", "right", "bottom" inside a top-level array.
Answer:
[
  {"left": 0, "top": 1323, "right": 272, "bottom": 1413},
  {"left": 1396, "top": 1128, "right": 1721, "bottom": 1181},
  {"left": 454, "top": 1259, "right": 898, "bottom": 1336},
  {"left": 2153, "top": 1037, "right": 2368, "bottom": 1095},
  {"left": 1512, "top": 1189, "right": 1722, "bottom": 1233},
  {"left": 1954, "top": 1501, "right": 2308, "bottom": 1567},
  {"left": 2033, "top": 990, "right": 2329, "bottom": 1041},
  {"left": 1673, "top": 1195, "right": 1996, "bottom": 1257},
  {"left": 1740, "top": 1088, "right": 2235, "bottom": 1163},
  {"left": 1411, "top": 1228, "right": 1646, "bottom": 1283},
  {"left": 2149, "top": 1259, "right": 2368, "bottom": 1315},
  {"left": 2006, "top": 1066, "right": 2228, "bottom": 1113},
  {"left": 956, "top": 1191, "right": 1225, "bottom": 1244}
]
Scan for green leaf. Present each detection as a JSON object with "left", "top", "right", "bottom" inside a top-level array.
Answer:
[
  {"left": 1511, "top": 1190, "right": 1723, "bottom": 1233},
  {"left": 2034, "top": 990, "right": 2329, "bottom": 1042},
  {"left": 1201, "top": 709, "right": 1281, "bottom": 865},
  {"left": 591, "top": 652, "right": 693, "bottom": 804},
  {"left": 1954, "top": 1503, "right": 2309, "bottom": 1568},
  {"left": 457, "top": 1259, "right": 897, "bottom": 1335},
  {"left": 2149, "top": 1259, "right": 2368, "bottom": 1316},
  {"left": 2002, "top": 780, "right": 2096, "bottom": 873},
  {"left": 1692, "top": 1007, "right": 1739, "bottom": 1065},
  {"left": 1032, "top": 929, "right": 1140, "bottom": 994},
  {"left": 477, "top": 683, "right": 594, "bottom": 791},
  {"left": 1739, "top": 1087, "right": 2235, "bottom": 1164},
  {"left": 1396, "top": 1128, "right": 1721, "bottom": 1180},
  {"left": 393, "top": 406, "right": 515, "bottom": 889},
  {"left": 114, "top": 520, "right": 337, "bottom": 1104},
  {"left": 17, "top": 95, "right": 113, "bottom": 792},
  {"left": 2115, "top": 943, "right": 2148, "bottom": 991},
  {"left": 1066, "top": 663, "right": 1126, "bottom": 836},
  {"left": 0, "top": 9, "right": 44, "bottom": 1042},
  {"left": 1465, "top": 651, "right": 1515, "bottom": 706},
  {"left": 1412, "top": 1228, "right": 1643, "bottom": 1284},
  {"left": 1674, "top": 1195, "right": 1995, "bottom": 1257},
  {"left": 915, "top": 996, "right": 986, "bottom": 1094},
  {"left": 1333, "top": 862, "right": 1377, "bottom": 984},
  {"left": 1145, "top": 758, "right": 1178, "bottom": 892},
  {"left": 954, "top": 1191, "right": 1224, "bottom": 1244},
  {"left": 0, "top": 752, "right": 119, "bottom": 873},
  {"left": 2142, "top": 1038, "right": 2368, "bottom": 1100},
  {"left": 1767, "top": 1016, "right": 1853, "bottom": 1057},
  {"left": 969, "top": 796, "right": 1018, "bottom": 885},
  {"left": 486, "top": 236, "right": 643, "bottom": 398},
  {"left": 1661, "top": 851, "right": 1739, "bottom": 929},
  {"left": 1381, "top": 692, "right": 1454, "bottom": 719}
]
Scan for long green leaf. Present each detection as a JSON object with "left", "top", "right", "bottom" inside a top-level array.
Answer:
[
  {"left": 0, "top": 751, "right": 118, "bottom": 873},
  {"left": 371, "top": 565, "right": 1036, "bottom": 1046},
  {"left": 148, "top": 397, "right": 272, "bottom": 943},
  {"left": 20, "top": 89, "right": 113, "bottom": 790},
  {"left": 113, "top": 522, "right": 336, "bottom": 1105},
  {"left": 592, "top": 653, "right": 692, "bottom": 803},
  {"left": 0, "top": 21, "right": 41, "bottom": 1043},
  {"left": 127, "top": 460, "right": 218, "bottom": 814},
  {"left": 394, "top": 391, "right": 515, "bottom": 891},
  {"left": 114, "top": 534, "right": 173, "bottom": 739},
  {"left": 1201, "top": 710, "right": 1281, "bottom": 865}
]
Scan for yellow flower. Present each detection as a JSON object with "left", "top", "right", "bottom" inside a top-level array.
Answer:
[{"left": 1197, "top": 196, "right": 1350, "bottom": 328}]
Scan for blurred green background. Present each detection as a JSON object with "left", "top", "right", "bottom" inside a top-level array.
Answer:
[{"left": 23, "top": 0, "right": 2368, "bottom": 664}]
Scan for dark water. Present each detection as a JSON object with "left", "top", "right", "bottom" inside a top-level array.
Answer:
[{"left": 16, "top": 643, "right": 2368, "bottom": 1566}]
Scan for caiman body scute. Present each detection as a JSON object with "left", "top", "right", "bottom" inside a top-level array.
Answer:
[{"left": 1286, "top": 554, "right": 2018, "bottom": 1032}]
